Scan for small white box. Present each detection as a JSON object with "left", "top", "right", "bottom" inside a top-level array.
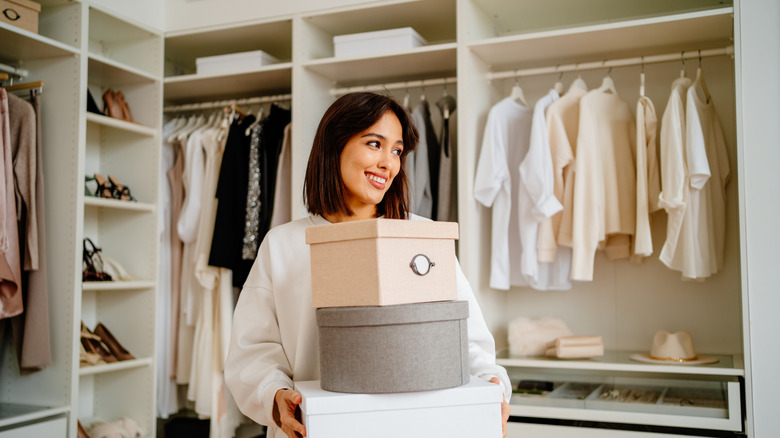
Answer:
[
  {"left": 296, "top": 377, "right": 503, "bottom": 438},
  {"left": 333, "top": 27, "right": 427, "bottom": 58},
  {"left": 195, "top": 50, "right": 278, "bottom": 75}
]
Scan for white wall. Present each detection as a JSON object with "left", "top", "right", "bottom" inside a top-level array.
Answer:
[
  {"left": 91, "top": 0, "right": 165, "bottom": 31},
  {"left": 164, "top": 0, "right": 388, "bottom": 33},
  {"left": 735, "top": 0, "right": 780, "bottom": 436}
]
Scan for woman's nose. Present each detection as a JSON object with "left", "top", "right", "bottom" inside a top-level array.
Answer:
[{"left": 378, "top": 150, "right": 395, "bottom": 170}]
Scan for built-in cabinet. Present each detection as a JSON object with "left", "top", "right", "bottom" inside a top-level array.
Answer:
[
  {"left": 0, "top": 1, "right": 162, "bottom": 437},
  {"left": 1, "top": 0, "right": 761, "bottom": 436}
]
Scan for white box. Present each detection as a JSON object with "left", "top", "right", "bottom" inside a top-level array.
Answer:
[
  {"left": 296, "top": 377, "right": 503, "bottom": 438},
  {"left": 305, "top": 218, "right": 459, "bottom": 308},
  {"left": 195, "top": 50, "right": 278, "bottom": 75},
  {"left": 333, "top": 27, "right": 427, "bottom": 58}
]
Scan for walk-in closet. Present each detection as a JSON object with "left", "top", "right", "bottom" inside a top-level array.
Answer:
[{"left": 0, "top": 0, "right": 778, "bottom": 437}]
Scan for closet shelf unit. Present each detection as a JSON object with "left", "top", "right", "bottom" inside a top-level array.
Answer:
[
  {"left": 78, "top": 3, "right": 163, "bottom": 438},
  {"left": 0, "top": 0, "right": 82, "bottom": 435},
  {"left": 163, "top": 19, "right": 293, "bottom": 104}
]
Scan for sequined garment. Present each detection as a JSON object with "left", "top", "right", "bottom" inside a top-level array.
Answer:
[{"left": 242, "top": 123, "right": 263, "bottom": 260}]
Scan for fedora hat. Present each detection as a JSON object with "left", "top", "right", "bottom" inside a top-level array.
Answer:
[{"left": 630, "top": 330, "right": 718, "bottom": 365}]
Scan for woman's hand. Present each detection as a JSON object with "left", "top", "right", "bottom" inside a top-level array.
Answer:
[
  {"left": 490, "top": 377, "right": 511, "bottom": 437},
  {"left": 274, "top": 389, "right": 307, "bottom": 437}
]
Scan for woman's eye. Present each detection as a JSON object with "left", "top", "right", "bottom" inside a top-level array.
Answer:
[
  {"left": 367, "top": 141, "right": 381, "bottom": 148},
  {"left": 392, "top": 148, "right": 403, "bottom": 156}
]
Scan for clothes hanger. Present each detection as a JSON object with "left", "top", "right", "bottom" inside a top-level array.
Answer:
[
  {"left": 2, "top": 79, "right": 44, "bottom": 95},
  {"left": 244, "top": 103, "right": 265, "bottom": 136},
  {"left": 680, "top": 50, "right": 687, "bottom": 78},
  {"left": 639, "top": 57, "right": 646, "bottom": 98},
  {"left": 402, "top": 83, "right": 411, "bottom": 110},
  {"left": 568, "top": 63, "right": 588, "bottom": 92},
  {"left": 553, "top": 67, "right": 565, "bottom": 95},
  {"left": 693, "top": 49, "right": 711, "bottom": 104},
  {"left": 597, "top": 65, "right": 617, "bottom": 94},
  {"left": 510, "top": 71, "right": 527, "bottom": 106}
]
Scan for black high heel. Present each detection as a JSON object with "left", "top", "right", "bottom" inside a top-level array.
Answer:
[
  {"left": 83, "top": 238, "right": 112, "bottom": 282},
  {"left": 107, "top": 174, "right": 137, "bottom": 202},
  {"left": 92, "top": 173, "right": 113, "bottom": 199}
]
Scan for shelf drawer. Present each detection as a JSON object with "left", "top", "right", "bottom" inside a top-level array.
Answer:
[
  {"left": 0, "top": 416, "right": 66, "bottom": 438},
  {"left": 509, "top": 378, "right": 742, "bottom": 431}
]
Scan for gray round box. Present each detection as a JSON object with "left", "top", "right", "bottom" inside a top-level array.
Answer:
[{"left": 316, "top": 300, "right": 469, "bottom": 394}]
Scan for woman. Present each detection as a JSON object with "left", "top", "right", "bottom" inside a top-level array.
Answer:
[{"left": 225, "top": 92, "right": 511, "bottom": 438}]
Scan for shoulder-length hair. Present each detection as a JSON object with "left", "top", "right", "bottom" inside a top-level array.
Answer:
[{"left": 304, "top": 92, "right": 419, "bottom": 219}]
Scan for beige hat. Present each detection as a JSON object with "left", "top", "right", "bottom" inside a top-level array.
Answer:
[{"left": 630, "top": 330, "right": 719, "bottom": 365}]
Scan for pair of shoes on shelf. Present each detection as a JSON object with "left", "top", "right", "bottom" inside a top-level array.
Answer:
[
  {"left": 102, "top": 89, "right": 135, "bottom": 123},
  {"left": 83, "top": 238, "right": 112, "bottom": 282},
  {"left": 85, "top": 173, "right": 137, "bottom": 202},
  {"left": 80, "top": 321, "right": 135, "bottom": 366}
]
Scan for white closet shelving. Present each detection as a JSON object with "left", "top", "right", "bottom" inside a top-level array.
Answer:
[{"left": 0, "top": 1, "right": 162, "bottom": 437}]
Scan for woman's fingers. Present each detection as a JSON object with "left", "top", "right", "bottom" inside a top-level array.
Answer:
[
  {"left": 276, "top": 389, "right": 307, "bottom": 437},
  {"left": 489, "top": 377, "right": 512, "bottom": 437}
]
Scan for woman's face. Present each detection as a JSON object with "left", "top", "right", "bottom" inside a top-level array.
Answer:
[{"left": 339, "top": 111, "right": 404, "bottom": 220}]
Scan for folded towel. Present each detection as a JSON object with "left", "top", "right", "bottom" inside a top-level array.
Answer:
[{"left": 545, "top": 335, "right": 604, "bottom": 359}]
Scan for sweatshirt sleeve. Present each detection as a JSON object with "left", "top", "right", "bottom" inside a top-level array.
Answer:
[
  {"left": 225, "top": 240, "right": 294, "bottom": 428},
  {"left": 658, "top": 88, "right": 687, "bottom": 211},
  {"left": 455, "top": 257, "right": 512, "bottom": 402},
  {"left": 685, "top": 88, "right": 711, "bottom": 191}
]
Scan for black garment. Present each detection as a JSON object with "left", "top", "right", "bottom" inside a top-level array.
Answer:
[
  {"left": 418, "top": 99, "right": 440, "bottom": 219},
  {"left": 208, "top": 114, "right": 256, "bottom": 286}
]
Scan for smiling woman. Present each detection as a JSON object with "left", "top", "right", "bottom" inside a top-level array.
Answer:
[
  {"left": 225, "top": 92, "right": 512, "bottom": 438},
  {"left": 303, "top": 92, "right": 417, "bottom": 221}
]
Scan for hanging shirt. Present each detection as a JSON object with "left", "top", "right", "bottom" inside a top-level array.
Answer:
[
  {"left": 0, "top": 90, "right": 21, "bottom": 320},
  {"left": 634, "top": 95, "right": 660, "bottom": 258},
  {"left": 658, "top": 77, "right": 692, "bottom": 270},
  {"left": 435, "top": 94, "right": 457, "bottom": 222},
  {"left": 408, "top": 105, "right": 432, "bottom": 218},
  {"left": 474, "top": 97, "right": 533, "bottom": 290},
  {"left": 571, "top": 89, "right": 637, "bottom": 281},
  {"left": 539, "top": 83, "right": 587, "bottom": 260},
  {"left": 518, "top": 89, "right": 570, "bottom": 290}
]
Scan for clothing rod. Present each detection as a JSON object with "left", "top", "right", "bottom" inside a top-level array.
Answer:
[
  {"left": 0, "top": 62, "right": 28, "bottom": 78},
  {"left": 330, "top": 76, "right": 457, "bottom": 96},
  {"left": 163, "top": 93, "right": 291, "bottom": 112},
  {"left": 486, "top": 45, "right": 734, "bottom": 81}
]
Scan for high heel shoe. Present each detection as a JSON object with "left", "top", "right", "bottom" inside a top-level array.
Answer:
[
  {"left": 94, "top": 322, "right": 135, "bottom": 361},
  {"left": 102, "top": 89, "right": 124, "bottom": 120},
  {"left": 115, "top": 90, "right": 135, "bottom": 123},
  {"left": 80, "top": 321, "right": 117, "bottom": 364},
  {"left": 92, "top": 173, "right": 113, "bottom": 199},
  {"left": 83, "top": 238, "right": 113, "bottom": 282},
  {"left": 107, "top": 174, "right": 137, "bottom": 202},
  {"left": 77, "top": 420, "right": 90, "bottom": 438}
]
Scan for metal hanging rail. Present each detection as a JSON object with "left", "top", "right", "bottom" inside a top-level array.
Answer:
[
  {"left": 0, "top": 62, "right": 28, "bottom": 78},
  {"left": 163, "top": 93, "right": 292, "bottom": 113},
  {"left": 486, "top": 45, "right": 734, "bottom": 81},
  {"left": 330, "top": 76, "right": 457, "bottom": 96}
]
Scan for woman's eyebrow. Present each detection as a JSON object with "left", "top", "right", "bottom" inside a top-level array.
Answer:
[{"left": 361, "top": 132, "right": 403, "bottom": 145}]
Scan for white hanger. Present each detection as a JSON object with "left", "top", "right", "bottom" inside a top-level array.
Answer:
[
  {"left": 402, "top": 85, "right": 410, "bottom": 110},
  {"left": 639, "top": 57, "right": 646, "bottom": 98},
  {"left": 680, "top": 50, "right": 687, "bottom": 79},
  {"left": 693, "top": 50, "right": 711, "bottom": 104},
  {"left": 598, "top": 66, "right": 617, "bottom": 94},
  {"left": 553, "top": 68, "right": 564, "bottom": 95},
  {"left": 510, "top": 71, "right": 527, "bottom": 106},
  {"left": 244, "top": 104, "right": 265, "bottom": 136}
]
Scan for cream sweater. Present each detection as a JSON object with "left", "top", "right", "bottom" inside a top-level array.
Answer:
[{"left": 225, "top": 214, "right": 511, "bottom": 438}]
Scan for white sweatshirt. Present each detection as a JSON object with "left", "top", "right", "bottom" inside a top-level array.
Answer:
[{"left": 224, "top": 214, "right": 511, "bottom": 438}]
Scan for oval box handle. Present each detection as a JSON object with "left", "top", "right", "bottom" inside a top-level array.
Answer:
[{"left": 410, "top": 254, "right": 435, "bottom": 276}]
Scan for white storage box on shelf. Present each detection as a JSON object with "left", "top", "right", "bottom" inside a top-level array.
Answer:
[
  {"left": 333, "top": 27, "right": 427, "bottom": 58},
  {"left": 316, "top": 300, "right": 469, "bottom": 394},
  {"left": 296, "top": 377, "right": 503, "bottom": 438},
  {"left": 305, "top": 218, "right": 459, "bottom": 308},
  {"left": 195, "top": 50, "right": 278, "bottom": 75}
]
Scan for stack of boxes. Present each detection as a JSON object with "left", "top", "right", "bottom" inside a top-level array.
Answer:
[{"left": 305, "top": 218, "right": 468, "bottom": 394}]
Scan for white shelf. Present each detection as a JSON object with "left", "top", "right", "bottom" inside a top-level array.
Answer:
[
  {"left": 78, "top": 357, "right": 153, "bottom": 376},
  {"left": 88, "top": 53, "right": 159, "bottom": 86},
  {"left": 0, "top": 404, "right": 69, "bottom": 428},
  {"left": 83, "top": 196, "right": 155, "bottom": 212},
  {"left": 468, "top": 7, "right": 733, "bottom": 70},
  {"left": 82, "top": 281, "right": 156, "bottom": 291},
  {"left": 86, "top": 113, "right": 157, "bottom": 137},
  {"left": 303, "top": 43, "right": 457, "bottom": 86},
  {"left": 497, "top": 350, "right": 744, "bottom": 377},
  {"left": 0, "top": 22, "right": 79, "bottom": 61},
  {"left": 164, "top": 62, "right": 293, "bottom": 102}
]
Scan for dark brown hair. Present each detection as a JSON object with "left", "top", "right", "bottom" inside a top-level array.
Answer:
[{"left": 304, "top": 92, "right": 418, "bottom": 219}]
